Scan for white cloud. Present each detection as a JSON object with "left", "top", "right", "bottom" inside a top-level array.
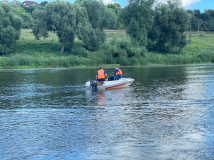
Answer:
[
  {"left": 102, "top": 0, "right": 112, "bottom": 5},
  {"left": 102, "top": 0, "right": 118, "bottom": 5},
  {"left": 158, "top": 0, "right": 201, "bottom": 8},
  {"left": 182, "top": 0, "right": 201, "bottom": 7}
]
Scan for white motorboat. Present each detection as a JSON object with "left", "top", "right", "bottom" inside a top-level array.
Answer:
[{"left": 85, "top": 78, "right": 134, "bottom": 90}]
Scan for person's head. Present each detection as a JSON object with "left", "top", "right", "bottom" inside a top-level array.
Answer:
[{"left": 99, "top": 67, "right": 103, "bottom": 70}]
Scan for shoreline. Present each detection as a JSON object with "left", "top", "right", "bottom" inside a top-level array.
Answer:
[{"left": 0, "top": 63, "right": 212, "bottom": 71}]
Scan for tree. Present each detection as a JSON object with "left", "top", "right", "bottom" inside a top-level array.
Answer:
[
  {"left": 121, "top": 0, "right": 154, "bottom": 47},
  {"left": 107, "top": 3, "right": 122, "bottom": 29},
  {"left": 40, "top": 1, "right": 48, "bottom": 7},
  {"left": 201, "top": 10, "right": 214, "bottom": 31},
  {"left": 32, "top": 1, "right": 80, "bottom": 54},
  {"left": 0, "top": 3, "right": 22, "bottom": 55},
  {"left": 77, "top": 0, "right": 116, "bottom": 51},
  {"left": 107, "top": 3, "right": 120, "bottom": 16},
  {"left": 22, "top": 4, "right": 40, "bottom": 15},
  {"left": 148, "top": 0, "right": 189, "bottom": 53},
  {"left": 33, "top": 0, "right": 116, "bottom": 53},
  {"left": 74, "top": 0, "right": 84, "bottom": 4},
  {"left": 12, "top": 6, "right": 33, "bottom": 28},
  {"left": 10, "top": 0, "right": 21, "bottom": 7},
  {"left": 187, "top": 10, "right": 198, "bottom": 31},
  {"left": 193, "top": 9, "right": 202, "bottom": 19}
]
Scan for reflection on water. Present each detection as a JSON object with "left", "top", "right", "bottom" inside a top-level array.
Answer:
[
  {"left": 86, "top": 87, "right": 134, "bottom": 107},
  {"left": 0, "top": 65, "right": 214, "bottom": 159}
]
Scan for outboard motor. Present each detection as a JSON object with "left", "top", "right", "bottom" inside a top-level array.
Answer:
[{"left": 90, "top": 80, "right": 98, "bottom": 91}]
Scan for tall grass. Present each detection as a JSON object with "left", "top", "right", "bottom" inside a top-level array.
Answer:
[
  {"left": 143, "top": 32, "right": 214, "bottom": 65},
  {"left": 0, "top": 30, "right": 213, "bottom": 69},
  {"left": 0, "top": 54, "right": 92, "bottom": 69}
]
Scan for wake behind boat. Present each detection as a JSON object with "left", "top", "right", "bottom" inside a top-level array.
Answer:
[{"left": 85, "top": 78, "right": 134, "bottom": 90}]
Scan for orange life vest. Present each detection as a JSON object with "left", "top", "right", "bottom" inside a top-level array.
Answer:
[
  {"left": 115, "top": 68, "right": 122, "bottom": 76},
  {"left": 96, "top": 69, "right": 106, "bottom": 79}
]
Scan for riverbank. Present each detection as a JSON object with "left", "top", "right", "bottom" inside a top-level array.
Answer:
[{"left": 0, "top": 30, "right": 213, "bottom": 69}]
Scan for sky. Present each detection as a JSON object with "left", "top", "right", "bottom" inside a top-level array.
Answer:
[
  {"left": 101, "top": 0, "right": 214, "bottom": 12},
  {"left": 19, "top": 0, "right": 214, "bottom": 12},
  {"left": 185, "top": 0, "right": 214, "bottom": 11}
]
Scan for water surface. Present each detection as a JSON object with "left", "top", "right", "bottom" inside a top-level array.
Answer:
[{"left": 0, "top": 65, "right": 214, "bottom": 159}]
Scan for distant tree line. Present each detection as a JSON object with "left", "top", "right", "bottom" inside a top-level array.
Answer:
[
  {"left": 1, "top": 0, "right": 214, "bottom": 56},
  {"left": 187, "top": 9, "right": 214, "bottom": 32}
]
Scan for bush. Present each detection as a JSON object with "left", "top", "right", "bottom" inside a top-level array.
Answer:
[
  {"left": 104, "top": 36, "right": 147, "bottom": 65},
  {"left": 71, "top": 46, "right": 89, "bottom": 58},
  {"left": 198, "top": 49, "right": 214, "bottom": 62},
  {"left": 0, "top": 4, "right": 22, "bottom": 55},
  {"left": 77, "top": 25, "right": 101, "bottom": 51}
]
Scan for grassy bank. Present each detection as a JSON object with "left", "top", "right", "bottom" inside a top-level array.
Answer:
[
  {"left": 145, "top": 33, "right": 214, "bottom": 65},
  {"left": 0, "top": 30, "right": 214, "bottom": 69}
]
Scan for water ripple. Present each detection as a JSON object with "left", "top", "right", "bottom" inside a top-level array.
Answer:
[{"left": 0, "top": 65, "right": 214, "bottom": 159}]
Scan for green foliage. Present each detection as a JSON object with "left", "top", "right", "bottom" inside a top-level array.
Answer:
[
  {"left": 32, "top": 1, "right": 80, "bottom": 54},
  {"left": 70, "top": 44, "right": 89, "bottom": 58},
  {"left": 77, "top": 22, "right": 103, "bottom": 51},
  {"left": 143, "top": 52, "right": 199, "bottom": 65},
  {"left": 0, "top": 54, "right": 91, "bottom": 69},
  {"left": 197, "top": 49, "right": 214, "bottom": 62},
  {"left": 106, "top": 3, "right": 121, "bottom": 29},
  {"left": 121, "top": 0, "right": 154, "bottom": 46},
  {"left": 32, "top": 0, "right": 115, "bottom": 53},
  {"left": 201, "top": 10, "right": 214, "bottom": 31},
  {"left": 104, "top": 36, "right": 147, "bottom": 65},
  {"left": 74, "top": 0, "right": 84, "bottom": 4},
  {"left": 40, "top": 1, "right": 48, "bottom": 7},
  {"left": 77, "top": 0, "right": 116, "bottom": 51},
  {"left": 22, "top": 4, "right": 40, "bottom": 15},
  {"left": 81, "top": 0, "right": 115, "bottom": 30},
  {"left": 1, "top": 29, "right": 214, "bottom": 69},
  {"left": 12, "top": 6, "right": 33, "bottom": 28},
  {"left": 107, "top": 3, "right": 120, "bottom": 16},
  {"left": 32, "top": 9, "right": 48, "bottom": 39},
  {"left": 0, "top": 29, "right": 92, "bottom": 68},
  {"left": 187, "top": 9, "right": 214, "bottom": 32},
  {"left": 187, "top": 10, "right": 203, "bottom": 32},
  {"left": 10, "top": 0, "right": 21, "bottom": 7},
  {"left": 0, "top": 3, "right": 22, "bottom": 55},
  {"left": 148, "top": 0, "right": 189, "bottom": 53}
]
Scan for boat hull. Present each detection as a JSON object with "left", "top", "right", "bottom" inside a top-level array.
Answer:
[{"left": 85, "top": 78, "right": 134, "bottom": 90}]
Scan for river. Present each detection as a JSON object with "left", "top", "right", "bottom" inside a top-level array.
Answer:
[{"left": 0, "top": 64, "right": 214, "bottom": 160}]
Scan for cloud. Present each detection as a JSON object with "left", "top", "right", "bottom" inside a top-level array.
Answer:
[
  {"left": 102, "top": 0, "right": 118, "bottom": 5},
  {"left": 158, "top": 0, "right": 201, "bottom": 7},
  {"left": 182, "top": 0, "right": 201, "bottom": 7},
  {"left": 102, "top": 0, "right": 112, "bottom": 5}
]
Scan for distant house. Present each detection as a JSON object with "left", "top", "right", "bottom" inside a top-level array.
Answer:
[
  {"left": 22, "top": 1, "right": 40, "bottom": 7},
  {"left": 0, "top": 0, "right": 9, "bottom": 3}
]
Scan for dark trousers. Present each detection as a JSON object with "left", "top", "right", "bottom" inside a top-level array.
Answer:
[
  {"left": 97, "top": 78, "right": 105, "bottom": 81},
  {"left": 114, "top": 75, "right": 122, "bottom": 80}
]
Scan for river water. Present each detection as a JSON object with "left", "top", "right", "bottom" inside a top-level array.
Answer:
[{"left": 0, "top": 64, "right": 214, "bottom": 160}]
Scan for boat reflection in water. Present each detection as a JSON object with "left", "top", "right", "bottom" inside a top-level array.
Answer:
[{"left": 86, "top": 85, "right": 134, "bottom": 107}]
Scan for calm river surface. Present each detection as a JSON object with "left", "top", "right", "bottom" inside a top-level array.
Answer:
[{"left": 0, "top": 64, "right": 214, "bottom": 160}]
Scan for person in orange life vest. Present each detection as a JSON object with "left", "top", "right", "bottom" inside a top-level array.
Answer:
[
  {"left": 114, "top": 67, "right": 122, "bottom": 80},
  {"left": 96, "top": 67, "right": 107, "bottom": 81}
]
